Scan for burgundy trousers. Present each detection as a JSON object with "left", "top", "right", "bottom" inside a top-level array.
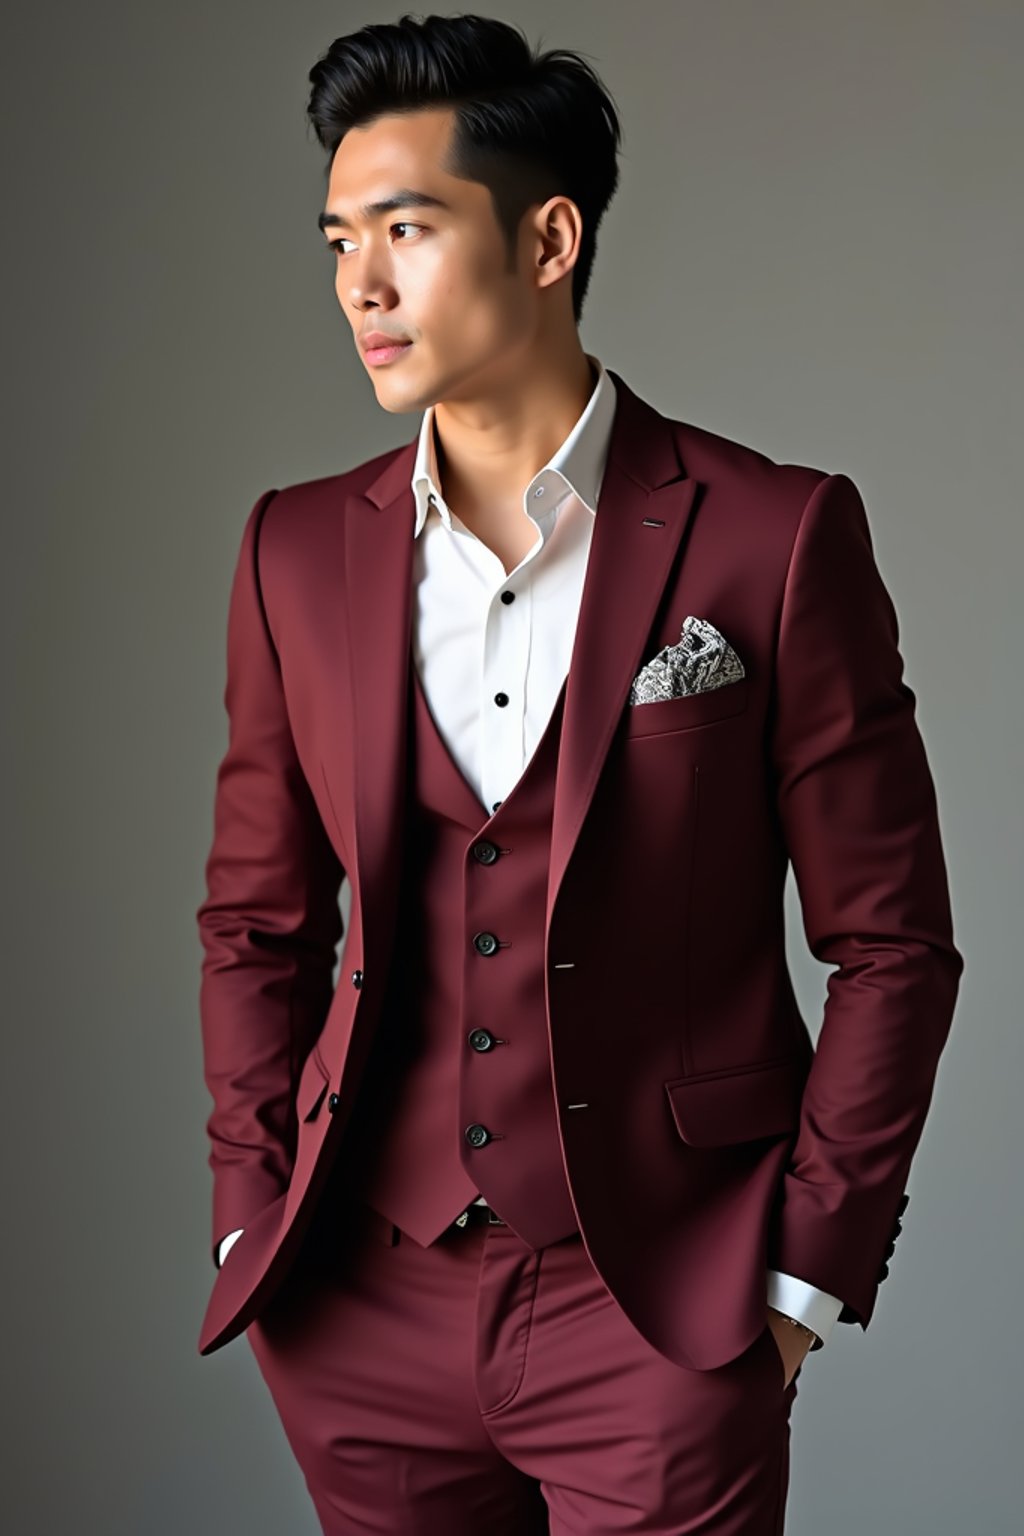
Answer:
[{"left": 245, "top": 1179, "right": 800, "bottom": 1534}]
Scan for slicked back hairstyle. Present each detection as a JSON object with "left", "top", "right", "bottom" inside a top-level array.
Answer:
[{"left": 306, "top": 11, "right": 623, "bottom": 324}]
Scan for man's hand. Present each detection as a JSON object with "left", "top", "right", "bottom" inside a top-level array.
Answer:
[{"left": 766, "top": 1305, "right": 816, "bottom": 1388}]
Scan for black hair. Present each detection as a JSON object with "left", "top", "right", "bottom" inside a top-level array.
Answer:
[{"left": 306, "top": 11, "right": 623, "bottom": 324}]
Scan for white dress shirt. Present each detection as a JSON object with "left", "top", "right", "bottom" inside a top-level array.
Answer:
[{"left": 216, "top": 353, "right": 845, "bottom": 1350}]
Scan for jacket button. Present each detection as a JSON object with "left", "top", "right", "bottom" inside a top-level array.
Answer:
[
  {"left": 473, "top": 931, "right": 499, "bottom": 956},
  {"left": 327, "top": 1093, "right": 340, "bottom": 1113},
  {"left": 351, "top": 969, "right": 363, "bottom": 988},
  {"left": 468, "top": 1029, "right": 495, "bottom": 1052},
  {"left": 472, "top": 839, "right": 500, "bottom": 865},
  {"left": 464, "top": 1123, "right": 492, "bottom": 1147}
]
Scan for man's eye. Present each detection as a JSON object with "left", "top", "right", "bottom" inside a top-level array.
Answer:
[{"left": 327, "top": 222, "right": 423, "bottom": 255}]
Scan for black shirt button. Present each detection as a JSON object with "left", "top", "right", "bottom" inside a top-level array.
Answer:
[
  {"left": 500, "top": 590, "right": 515, "bottom": 604},
  {"left": 494, "top": 692, "right": 509, "bottom": 707}
]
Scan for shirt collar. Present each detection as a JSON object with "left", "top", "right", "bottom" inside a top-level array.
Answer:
[{"left": 411, "top": 353, "right": 617, "bottom": 537}]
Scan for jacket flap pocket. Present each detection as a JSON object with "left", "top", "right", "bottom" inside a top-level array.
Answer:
[
  {"left": 664, "top": 1055, "right": 808, "bottom": 1146},
  {"left": 296, "top": 1052, "right": 330, "bottom": 1123}
]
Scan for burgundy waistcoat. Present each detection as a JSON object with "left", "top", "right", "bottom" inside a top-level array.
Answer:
[{"left": 338, "top": 652, "right": 580, "bottom": 1250}]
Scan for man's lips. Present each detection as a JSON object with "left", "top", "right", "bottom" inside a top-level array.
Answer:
[
  {"left": 359, "top": 330, "right": 413, "bottom": 366},
  {"left": 363, "top": 340, "right": 413, "bottom": 366}
]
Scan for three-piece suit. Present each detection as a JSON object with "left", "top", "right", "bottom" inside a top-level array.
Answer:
[{"left": 196, "top": 358, "right": 962, "bottom": 1532}]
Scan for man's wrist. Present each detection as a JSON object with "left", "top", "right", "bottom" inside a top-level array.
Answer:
[
  {"left": 765, "top": 1271, "right": 843, "bottom": 1349},
  {"left": 768, "top": 1305, "right": 821, "bottom": 1351}
]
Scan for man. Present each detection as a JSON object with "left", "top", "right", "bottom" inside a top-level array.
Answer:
[{"left": 196, "top": 13, "right": 962, "bottom": 1533}]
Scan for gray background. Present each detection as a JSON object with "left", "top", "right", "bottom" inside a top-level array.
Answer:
[{"left": 4, "top": 2, "right": 1021, "bottom": 1531}]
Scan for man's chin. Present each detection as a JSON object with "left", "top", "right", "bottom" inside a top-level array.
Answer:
[
  {"left": 370, "top": 388, "right": 428, "bottom": 416},
  {"left": 367, "top": 370, "right": 440, "bottom": 416}
]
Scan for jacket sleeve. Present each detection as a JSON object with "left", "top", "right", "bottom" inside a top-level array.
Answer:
[
  {"left": 766, "top": 472, "right": 963, "bottom": 1330},
  {"left": 196, "top": 488, "right": 345, "bottom": 1266}
]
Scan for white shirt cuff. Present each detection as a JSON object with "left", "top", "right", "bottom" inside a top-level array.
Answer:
[
  {"left": 216, "top": 1227, "right": 245, "bottom": 1267},
  {"left": 767, "top": 1269, "right": 845, "bottom": 1346}
]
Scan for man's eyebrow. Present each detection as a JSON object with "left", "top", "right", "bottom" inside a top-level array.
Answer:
[{"left": 317, "top": 190, "right": 452, "bottom": 233}]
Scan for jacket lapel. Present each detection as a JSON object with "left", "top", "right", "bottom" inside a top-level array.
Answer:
[
  {"left": 546, "top": 373, "right": 700, "bottom": 919},
  {"left": 342, "top": 444, "right": 418, "bottom": 985},
  {"left": 337, "top": 370, "right": 701, "bottom": 967}
]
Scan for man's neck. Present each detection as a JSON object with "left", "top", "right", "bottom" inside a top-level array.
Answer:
[{"left": 431, "top": 349, "right": 595, "bottom": 529}]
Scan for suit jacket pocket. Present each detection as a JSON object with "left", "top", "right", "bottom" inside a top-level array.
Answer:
[
  {"left": 625, "top": 677, "right": 749, "bottom": 738},
  {"left": 663, "top": 1053, "right": 809, "bottom": 1145}
]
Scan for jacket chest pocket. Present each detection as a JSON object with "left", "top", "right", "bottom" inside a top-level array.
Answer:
[{"left": 623, "top": 678, "right": 749, "bottom": 739}]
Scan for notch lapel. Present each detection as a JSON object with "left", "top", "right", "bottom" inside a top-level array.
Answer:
[
  {"left": 546, "top": 373, "right": 700, "bottom": 921},
  {"left": 341, "top": 441, "right": 418, "bottom": 989}
]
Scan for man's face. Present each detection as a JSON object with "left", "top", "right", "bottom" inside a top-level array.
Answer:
[{"left": 320, "top": 106, "right": 539, "bottom": 413}]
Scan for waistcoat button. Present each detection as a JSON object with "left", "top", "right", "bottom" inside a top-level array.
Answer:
[
  {"left": 473, "top": 931, "right": 499, "bottom": 956},
  {"left": 468, "top": 1029, "right": 495, "bottom": 1052},
  {"left": 472, "top": 839, "right": 499, "bottom": 864},
  {"left": 465, "top": 1123, "right": 492, "bottom": 1147}
]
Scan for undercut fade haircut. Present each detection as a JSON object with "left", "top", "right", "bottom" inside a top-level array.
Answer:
[{"left": 306, "top": 11, "right": 623, "bottom": 324}]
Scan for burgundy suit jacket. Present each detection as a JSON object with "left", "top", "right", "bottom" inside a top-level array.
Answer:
[{"left": 196, "top": 369, "right": 963, "bottom": 1369}]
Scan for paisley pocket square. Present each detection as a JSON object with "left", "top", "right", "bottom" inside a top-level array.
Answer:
[{"left": 628, "top": 616, "right": 745, "bottom": 706}]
